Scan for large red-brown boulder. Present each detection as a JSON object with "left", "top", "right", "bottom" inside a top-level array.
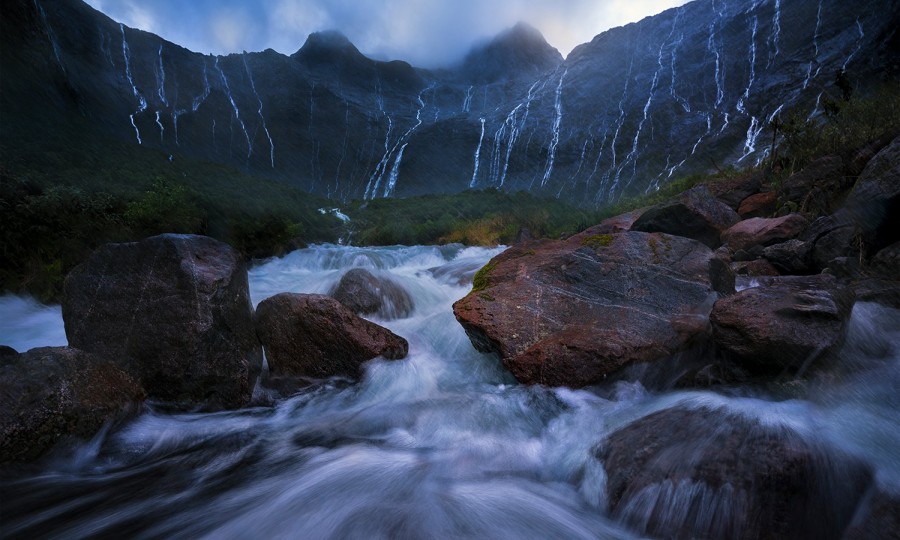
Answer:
[
  {"left": 453, "top": 231, "right": 720, "bottom": 388},
  {"left": 720, "top": 213, "right": 809, "bottom": 252},
  {"left": 710, "top": 275, "right": 854, "bottom": 374},
  {"left": 62, "top": 234, "right": 262, "bottom": 411},
  {"left": 631, "top": 186, "right": 740, "bottom": 248},
  {"left": 0, "top": 347, "right": 145, "bottom": 464},
  {"left": 738, "top": 191, "right": 777, "bottom": 218},
  {"left": 255, "top": 293, "right": 408, "bottom": 379},
  {"left": 595, "top": 405, "right": 872, "bottom": 540},
  {"left": 329, "top": 268, "right": 414, "bottom": 319}
]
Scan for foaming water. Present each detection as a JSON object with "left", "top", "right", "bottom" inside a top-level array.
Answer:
[
  {"left": 0, "top": 295, "right": 66, "bottom": 352},
  {"left": 2, "top": 245, "right": 899, "bottom": 539}
]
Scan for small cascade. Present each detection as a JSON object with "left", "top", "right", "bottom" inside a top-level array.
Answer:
[
  {"left": 156, "top": 45, "right": 168, "bottom": 107},
  {"left": 842, "top": 18, "right": 865, "bottom": 71},
  {"left": 707, "top": 0, "right": 726, "bottom": 109},
  {"left": 384, "top": 143, "right": 408, "bottom": 197},
  {"left": 333, "top": 101, "right": 350, "bottom": 197},
  {"left": 487, "top": 79, "right": 545, "bottom": 188},
  {"left": 804, "top": 0, "right": 824, "bottom": 89},
  {"left": 364, "top": 115, "right": 394, "bottom": 200},
  {"left": 470, "top": 117, "right": 485, "bottom": 188},
  {"left": 120, "top": 24, "right": 147, "bottom": 145},
  {"left": 380, "top": 85, "right": 432, "bottom": 197},
  {"left": 34, "top": 1, "right": 65, "bottom": 75},
  {"left": 243, "top": 55, "right": 275, "bottom": 168},
  {"left": 192, "top": 61, "right": 211, "bottom": 112},
  {"left": 736, "top": 13, "right": 760, "bottom": 162},
  {"left": 462, "top": 85, "right": 473, "bottom": 113},
  {"left": 600, "top": 55, "right": 634, "bottom": 203},
  {"left": 669, "top": 27, "right": 689, "bottom": 112},
  {"left": 766, "top": 0, "right": 781, "bottom": 68},
  {"left": 540, "top": 68, "right": 567, "bottom": 189},
  {"left": 99, "top": 27, "right": 115, "bottom": 67},
  {"left": 215, "top": 57, "right": 252, "bottom": 160},
  {"left": 155, "top": 111, "right": 164, "bottom": 141}
]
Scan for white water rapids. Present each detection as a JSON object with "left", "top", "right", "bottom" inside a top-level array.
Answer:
[{"left": 1, "top": 244, "right": 899, "bottom": 539}]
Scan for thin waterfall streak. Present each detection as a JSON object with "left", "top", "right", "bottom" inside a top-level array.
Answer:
[
  {"left": 470, "top": 118, "right": 485, "bottom": 188},
  {"left": 215, "top": 57, "right": 252, "bottom": 160},
  {"left": 243, "top": 55, "right": 275, "bottom": 168},
  {"left": 541, "top": 69, "right": 567, "bottom": 188}
]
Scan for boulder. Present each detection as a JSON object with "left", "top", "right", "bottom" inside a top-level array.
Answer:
[
  {"left": 255, "top": 293, "right": 408, "bottom": 379},
  {"left": 869, "top": 241, "right": 900, "bottom": 278},
  {"left": 843, "top": 487, "right": 900, "bottom": 540},
  {"left": 731, "top": 259, "right": 780, "bottom": 277},
  {"left": 802, "top": 215, "right": 862, "bottom": 272},
  {"left": 63, "top": 234, "right": 262, "bottom": 411},
  {"left": 738, "top": 191, "right": 777, "bottom": 218},
  {"left": 704, "top": 171, "right": 763, "bottom": 209},
  {"left": 710, "top": 275, "right": 854, "bottom": 374},
  {"left": 580, "top": 208, "right": 648, "bottom": 235},
  {"left": 762, "top": 239, "right": 812, "bottom": 274},
  {"left": 330, "top": 268, "right": 414, "bottom": 319},
  {"left": 844, "top": 135, "right": 900, "bottom": 251},
  {"left": 0, "top": 347, "right": 145, "bottom": 464},
  {"left": 595, "top": 405, "right": 872, "bottom": 540},
  {"left": 631, "top": 186, "right": 740, "bottom": 248},
  {"left": 453, "top": 231, "right": 719, "bottom": 388},
  {"left": 852, "top": 278, "right": 900, "bottom": 310},
  {"left": 721, "top": 214, "right": 809, "bottom": 252}
]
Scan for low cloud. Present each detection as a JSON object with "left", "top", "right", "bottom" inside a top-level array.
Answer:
[{"left": 86, "top": 0, "right": 687, "bottom": 66}]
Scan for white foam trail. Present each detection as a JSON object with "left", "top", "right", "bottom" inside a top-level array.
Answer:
[
  {"left": 470, "top": 117, "right": 486, "bottom": 188},
  {"left": 541, "top": 68, "right": 567, "bottom": 189},
  {"left": 121, "top": 24, "right": 147, "bottom": 144},
  {"left": 215, "top": 57, "right": 252, "bottom": 160},
  {"left": 719, "top": 112, "right": 730, "bottom": 134},
  {"left": 243, "top": 55, "right": 275, "bottom": 168},
  {"left": 156, "top": 45, "right": 168, "bottom": 107}
]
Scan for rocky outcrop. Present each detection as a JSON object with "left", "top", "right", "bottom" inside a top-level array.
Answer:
[
  {"left": 738, "top": 191, "right": 777, "bottom": 218},
  {"left": 762, "top": 239, "right": 811, "bottom": 274},
  {"left": 710, "top": 275, "right": 854, "bottom": 374},
  {"left": 721, "top": 214, "right": 809, "bottom": 252},
  {"left": 62, "top": 234, "right": 262, "bottom": 411},
  {"left": 595, "top": 405, "right": 873, "bottom": 540},
  {"left": 631, "top": 186, "right": 740, "bottom": 248},
  {"left": 802, "top": 215, "right": 862, "bottom": 272},
  {"left": 453, "top": 231, "right": 720, "bottom": 388},
  {"left": 0, "top": 347, "right": 144, "bottom": 464},
  {"left": 255, "top": 293, "right": 408, "bottom": 379},
  {"left": 330, "top": 268, "right": 414, "bottom": 319}
]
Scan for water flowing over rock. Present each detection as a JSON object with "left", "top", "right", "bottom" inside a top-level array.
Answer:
[
  {"left": 62, "top": 234, "right": 262, "bottom": 411},
  {"left": 255, "top": 293, "right": 408, "bottom": 379},
  {"left": 721, "top": 213, "right": 809, "bottom": 252},
  {"left": 595, "top": 405, "right": 873, "bottom": 540},
  {"left": 710, "top": 275, "right": 854, "bottom": 374},
  {"left": 453, "top": 231, "right": 720, "bottom": 388},
  {"left": 0, "top": 347, "right": 144, "bottom": 464},
  {"left": 631, "top": 185, "right": 740, "bottom": 248},
  {"left": 330, "top": 268, "right": 414, "bottom": 319}
]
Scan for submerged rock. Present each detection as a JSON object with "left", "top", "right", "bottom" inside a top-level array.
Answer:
[
  {"left": 255, "top": 293, "right": 408, "bottom": 379},
  {"left": 710, "top": 275, "right": 854, "bottom": 375},
  {"left": 330, "top": 268, "right": 414, "bottom": 319},
  {"left": 0, "top": 347, "right": 145, "bottom": 464},
  {"left": 62, "top": 234, "right": 262, "bottom": 411},
  {"left": 631, "top": 185, "right": 740, "bottom": 248},
  {"left": 595, "top": 405, "right": 872, "bottom": 540},
  {"left": 453, "top": 231, "right": 719, "bottom": 388}
]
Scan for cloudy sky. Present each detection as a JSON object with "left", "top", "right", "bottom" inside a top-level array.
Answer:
[{"left": 84, "top": 0, "right": 688, "bottom": 67}]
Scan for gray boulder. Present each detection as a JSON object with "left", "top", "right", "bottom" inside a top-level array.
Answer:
[{"left": 330, "top": 268, "right": 414, "bottom": 319}]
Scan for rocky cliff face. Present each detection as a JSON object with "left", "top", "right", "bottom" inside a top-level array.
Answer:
[{"left": 3, "top": 0, "right": 897, "bottom": 205}]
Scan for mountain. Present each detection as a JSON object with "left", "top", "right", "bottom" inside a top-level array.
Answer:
[{"left": 2, "top": 0, "right": 898, "bottom": 206}]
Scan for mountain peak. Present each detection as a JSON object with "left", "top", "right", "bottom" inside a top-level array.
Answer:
[
  {"left": 459, "top": 22, "right": 562, "bottom": 83},
  {"left": 293, "top": 30, "right": 367, "bottom": 63}
]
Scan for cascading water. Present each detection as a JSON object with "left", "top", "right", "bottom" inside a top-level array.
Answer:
[{"left": 2, "top": 245, "right": 899, "bottom": 539}]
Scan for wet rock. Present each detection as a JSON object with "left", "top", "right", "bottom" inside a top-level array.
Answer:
[
  {"left": 852, "top": 278, "right": 900, "bottom": 310},
  {"left": 721, "top": 214, "right": 809, "bottom": 252},
  {"left": 631, "top": 186, "right": 740, "bottom": 248},
  {"left": 595, "top": 405, "right": 873, "bottom": 540},
  {"left": 0, "top": 347, "right": 145, "bottom": 464},
  {"left": 869, "top": 241, "right": 900, "bottom": 278},
  {"left": 453, "top": 231, "right": 719, "bottom": 388},
  {"left": 710, "top": 275, "right": 854, "bottom": 375},
  {"left": 844, "top": 135, "right": 900, "bottom": 251},
  {"left": 62, "top": 234, "right": 262, "bottom": 411},
  {"left": 731, "top": 259, "right": 780, "bottom": 277},
  {"left": 803, "top": 215, "right": 862, "bottom": 272},
  {"left": 330, "top": 268, "right": 414, "bottom": 319},
  {"left": 428, "top": 259, "right": 485, "bottom": 286},
  {"left": 255, "top": 293, "right": 408, "bottom": 379},
  {"left": 762, "top": 239, "right": 812, "bottom": 274},
  {"left": 738, "top": 191, "right": 777, "bottom": 218},
  {"left": 843, "top": 487, "right": 900, "bottom": 540},
  {"left": 580, "top": 208, "right": 648, "bottom": 235}
]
